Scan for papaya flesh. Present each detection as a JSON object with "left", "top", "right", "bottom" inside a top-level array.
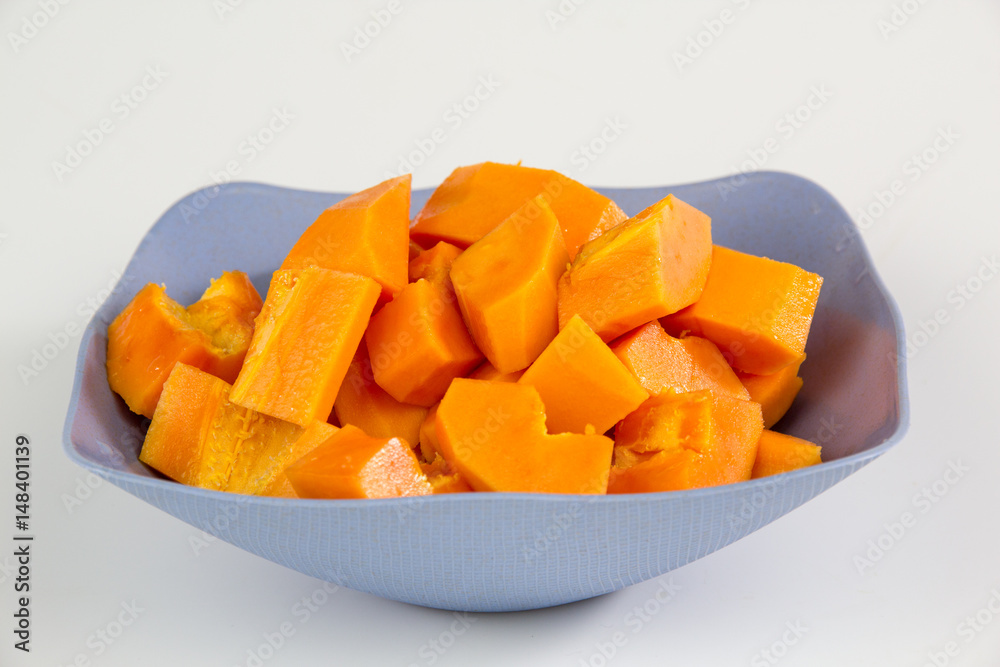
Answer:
[
  {"left": 608, "top": 390, "right": 763, "bottom": 493},
  {"left": 281, "top": 174, "right": 411, "bottom": 301},
  {"left": 435, "top": 379, "right": 613, "bottom": 494},
  {"left": 558, "top": 194, "right": 713, "bottom": 342},
  {"left": 285, "top": 424, "right": 433, "bottom": 499},
  {"left": 662, "top": 245, "right": 823, "bottom": 375},
  {"left": 518, "top": 314, "right": 648, "bottom": 434},
  {"left": 107, "top": 271, "right": 262, "bottom": 418},
  {"left": 611, "top": 320, "right": 749, "bottom": 400},
  {"left": 410, "top": 161, "right": 626, "bottom": 258},
  {"left": 139, "top": 363, "right": 304, "bottom": 495},
  {"left": 230, "top": 267, "right": 380, "bottom": 427},
  {"left": 751, "top": 429, "right": 822, "bottom": 478},
  {"left": 450, "top": 195, "right": 569, "bottom": 373}
]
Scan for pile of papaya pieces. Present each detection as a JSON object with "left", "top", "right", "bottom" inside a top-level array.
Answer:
[{"left": 107, "top": 162, "right": 824, "bottom": 499}]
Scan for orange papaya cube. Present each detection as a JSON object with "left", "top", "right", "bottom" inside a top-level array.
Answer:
[
  {"left": 230, "top": 267, "right": 381, "bottom": 427},
  {"left": 661, "top": 246, "right": 823, "bottom": 375},
  {"left": 140, "top": 363, "right": 302, "bottom": 492},
  {"left": 435, "top": 379, "right": 613, "bottom": 494},
  {"left": 107, "top": 271, "right": 263, "bottom": 418},
  {"left": 333, "top": 344, "right": 428, "bottom": 446},
  {"left": 737, "top": 356, "right": 805, "bottom": 428},
  {"left": 418, "top": 403, "right": 441, "bottom": 462},
  {"left": 408, "top": 241, "right": 463, "bottom": 292},
  {"left": 558, "top": 194, "right": 713, "bottom": 341},
  {"left": 365, "top": 279, "right": 483, "bottom": 407},
  {"left": 186, "top": 271, "right": 263, "bottom": 382},
  {"left": 281, "top": 175, "right": 410, "bottom": 301},
  {"left": 260, "top": 420, "right": 339, "bottom": 497},
  {"left": 409, "top": 162, "right": 626, "bottom": 258},
  {"left": 467, "top": 361, "right": 524, "bottom": 383},
  {"left": 284, "top": 424, "right": 433, "bottom": 499},
  {"left": 751, "top": 429, "right": 822, "bottom": 478},
  {"left": 608, "top": 390, "right": 764, "bottom": 493},
  {"left": 450, "top": 195, "right": 570, "bottom": 373},
  {"left": 517, "top": 314, "right": 648, "bottom": 434},
  {"left": 611, "top": 321, "right": 749, "bottom": 400},
  {"left": 420, "top": 455, "right": 473, "bottom": 494}
]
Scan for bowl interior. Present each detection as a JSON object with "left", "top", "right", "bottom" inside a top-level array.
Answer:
[{"left": 62, "top": 172, "right": 909, "bottom": 611}]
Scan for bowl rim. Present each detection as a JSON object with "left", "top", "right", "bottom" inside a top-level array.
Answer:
[{"left": 61, "top": 170, "right": 910, "bottom": 509}]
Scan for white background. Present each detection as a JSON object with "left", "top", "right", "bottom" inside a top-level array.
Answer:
[{"left": 2, "top": 1, "right": 999, "bottom": 665}]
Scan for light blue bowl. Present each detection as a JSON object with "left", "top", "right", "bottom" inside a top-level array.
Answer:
[{"left": 62, "top": 172, "right": 909, "bottom": 612}]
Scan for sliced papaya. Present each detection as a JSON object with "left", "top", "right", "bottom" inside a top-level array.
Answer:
[
  {"left": 435, "top": 379, "right": 613, "bottom": 493},
  {"left": 661, "top": 246, "right": 823, "bottom": 375},
  {"left": 558, "top": 194, "right": 712, "bottom": 341},
  {"left": 230, "top": 267, "right": 380, "bottom": 427},
  {"left": 450, "top": 195, "right": 569, "bottom": 373}
]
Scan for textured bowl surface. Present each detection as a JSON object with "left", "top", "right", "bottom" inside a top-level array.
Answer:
[{"left": 63, "top": 171, "right": 909, "bottom": 612}]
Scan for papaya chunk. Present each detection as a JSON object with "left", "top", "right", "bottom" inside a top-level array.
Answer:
[
  {"left": 608, "top": 390, "right": 764, "bottom": 493},
  {"left": 230, "top": 267, "right": 381, "bottom": 427},
  {"left": 468, "top": 361, "right": 524, "bottom": 383},
  {"left": 284, "top": 424, "right": 433, "bottom": 499},
  {"left": 281, "top": 174, "right": 410, "bottom": 301},
  {"left": 450, "top": 195, "right": 569, "bottom": 373},
  {"left": 738, "top": 356, "right": 805, "bottom": 428},
  {"left": 408, "top": 241, "right": 463, "bottom": 292},
  {"left": 140, "top": 363, "right": 303, "bottom": 494},
  {"left": 518, "top": 314, "right": 648, "bottom": 434},
  {"left": 409, "top": 161, "right": 626, "bottom": 258},
  {"left": 418, "top": 403, "right": 441, "bottom": 463},
  {"left": 611, "top": 321, "right": 749, "bottom": 400},
  {"left": 333, "top": 343, "right": 428, "bottom": 446},
  {"left": 751, "top": 429, "right": 822, "bottom": 478},
  {"left": 365, "top": 279, "right": 483, "bottom": 407},
  {"left": 260, "top": 420, "right": 339, "bottom": 497},
  {"left": 661, "top": 246, "right": 823, "bottom": 375},
  {"left": 107, "top": 271, "right": 262, "bottom": 418},
  {"left": 420, "top": 455, "right": 473, "bottom": 494},
  {"left": 558, "top": 194, "right": 712, "bottom": 341},
  {"left": 435, "top": 379, "right": 613, "bottom": 494}
]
